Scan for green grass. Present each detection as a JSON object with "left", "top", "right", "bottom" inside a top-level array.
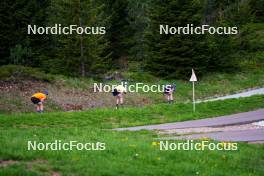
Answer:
[
  {"left": 104, "top": 58, "right": 264, "bottom": 104},
  {"left": 1, "top": 95, "right": 263, "bottom": 129},
  {"left": 1, "top": 96, "right": 264, "bottom": 175},
  {"left": 1, "top": 127, "right": 263, "bottom": 176},
  {"left": 140, "top": 67, "right": 264, "bottom": 103}
]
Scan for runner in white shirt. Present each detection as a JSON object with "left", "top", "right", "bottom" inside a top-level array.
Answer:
[{"left": 113, "top": 85, "right": 127, "bottom": 109}]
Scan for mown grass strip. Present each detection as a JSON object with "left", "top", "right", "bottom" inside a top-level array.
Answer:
[{"left": 0, "top": 95, "right": 263, "bottom": 129}]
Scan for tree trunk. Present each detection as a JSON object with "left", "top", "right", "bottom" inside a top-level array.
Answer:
[{"left": 79, "top": 0, "right": 85, "bottom": 77}]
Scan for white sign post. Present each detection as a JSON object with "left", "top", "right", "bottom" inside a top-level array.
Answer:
[{"left": 189, "top": 69, "right": 197, "bottom": 112}]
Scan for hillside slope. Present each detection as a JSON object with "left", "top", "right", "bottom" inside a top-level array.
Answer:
[{"left": 0, "top": 61, "right": 263, "bottom": 114}]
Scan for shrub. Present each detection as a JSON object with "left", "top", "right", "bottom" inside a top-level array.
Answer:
[{"left": 0, "top": 65, "right": 55, "bottom": 82}]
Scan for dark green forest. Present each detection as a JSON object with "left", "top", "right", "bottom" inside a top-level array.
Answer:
[{"left": 0, "top": 0, "right": 263, "bottom": 79}]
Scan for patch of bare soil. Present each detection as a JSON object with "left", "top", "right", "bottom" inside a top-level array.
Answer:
[
  {"left": 0, "top": 159, "right": 61, "bottom": 176},
  {"left": 0, "top": 80, "right": 53, "bottom": 113},
  {"left": 158, "top": 123, "right": 264, "bottom": 135},
  {"left": 0, "top": 160, "right": 18, "bottom": 167},
  {"left": 0, "top": 80, "right": 153, "bottom": 113},
  {"left": 26, "top": 159, "right": 61, "bottom": 176}
]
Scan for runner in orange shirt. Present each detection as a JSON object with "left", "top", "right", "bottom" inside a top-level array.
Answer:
[{"left": 31, "top": 90, "right": 48, "bottom": 113}]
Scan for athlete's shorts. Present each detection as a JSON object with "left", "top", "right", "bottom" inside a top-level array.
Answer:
[
  {"left": 112, "top": 89, "right": 120, "bottom": 96},
  {"left": 31, "top": 97, "right": 42, "bottom": 105}
]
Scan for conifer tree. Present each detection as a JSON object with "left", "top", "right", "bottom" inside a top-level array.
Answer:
[
  {"left": 48, "top": 0, "right": 111, "bottom": 76},
  {"left": 146, "top": 0, "right": 207, "bottom": 78}
]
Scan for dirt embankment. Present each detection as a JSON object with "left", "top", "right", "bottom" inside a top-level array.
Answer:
[{"left": 0, "top": 80, "right": 153, "bottom": 113}]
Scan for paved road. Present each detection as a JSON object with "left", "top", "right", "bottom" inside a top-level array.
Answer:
[
  {"left": 200, "top": 87, "right": 264, "bottom": 102},
  {"left": 115, "top": 109, "right": 264, "bottom": 131},
  {"left": 115, "top": 89, "right": 264, "bottom": 142},
  {"left": 159, "top": 129, "right": 264, "bottom": 142}
]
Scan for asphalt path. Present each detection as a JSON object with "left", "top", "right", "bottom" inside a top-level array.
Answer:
[
  {"left": 115, "top": 109, "right": 264, "bottom": 131},
  {"left": 199, "top": 87, "right": 264, "bottom": 102},
  {"left": 115, "top": 88, "right": 264, "bottom": 142},
  {"left": 159, "top": 129, "right": 264, "bottom": 142},
  {"left": 115, "top": 109, "right": 264, "bottom": 142}
]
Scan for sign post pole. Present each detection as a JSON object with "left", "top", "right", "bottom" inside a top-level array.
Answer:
[
  {"left": 193, "top": 81, "right": 195, "bottom": 112},
  {"left": 189, "top": 69, "right": 197, "bottom": 112}
]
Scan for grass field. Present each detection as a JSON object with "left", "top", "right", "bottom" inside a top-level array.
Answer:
[
  {"left": 1, "top": 95, "right": 264, "bottom": 175},
  {"left": 1, "top": 128, "right": 263, "bottom": 176},
  {"left": 1, "top": 95, "right": 263, "bottom": 129}
]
